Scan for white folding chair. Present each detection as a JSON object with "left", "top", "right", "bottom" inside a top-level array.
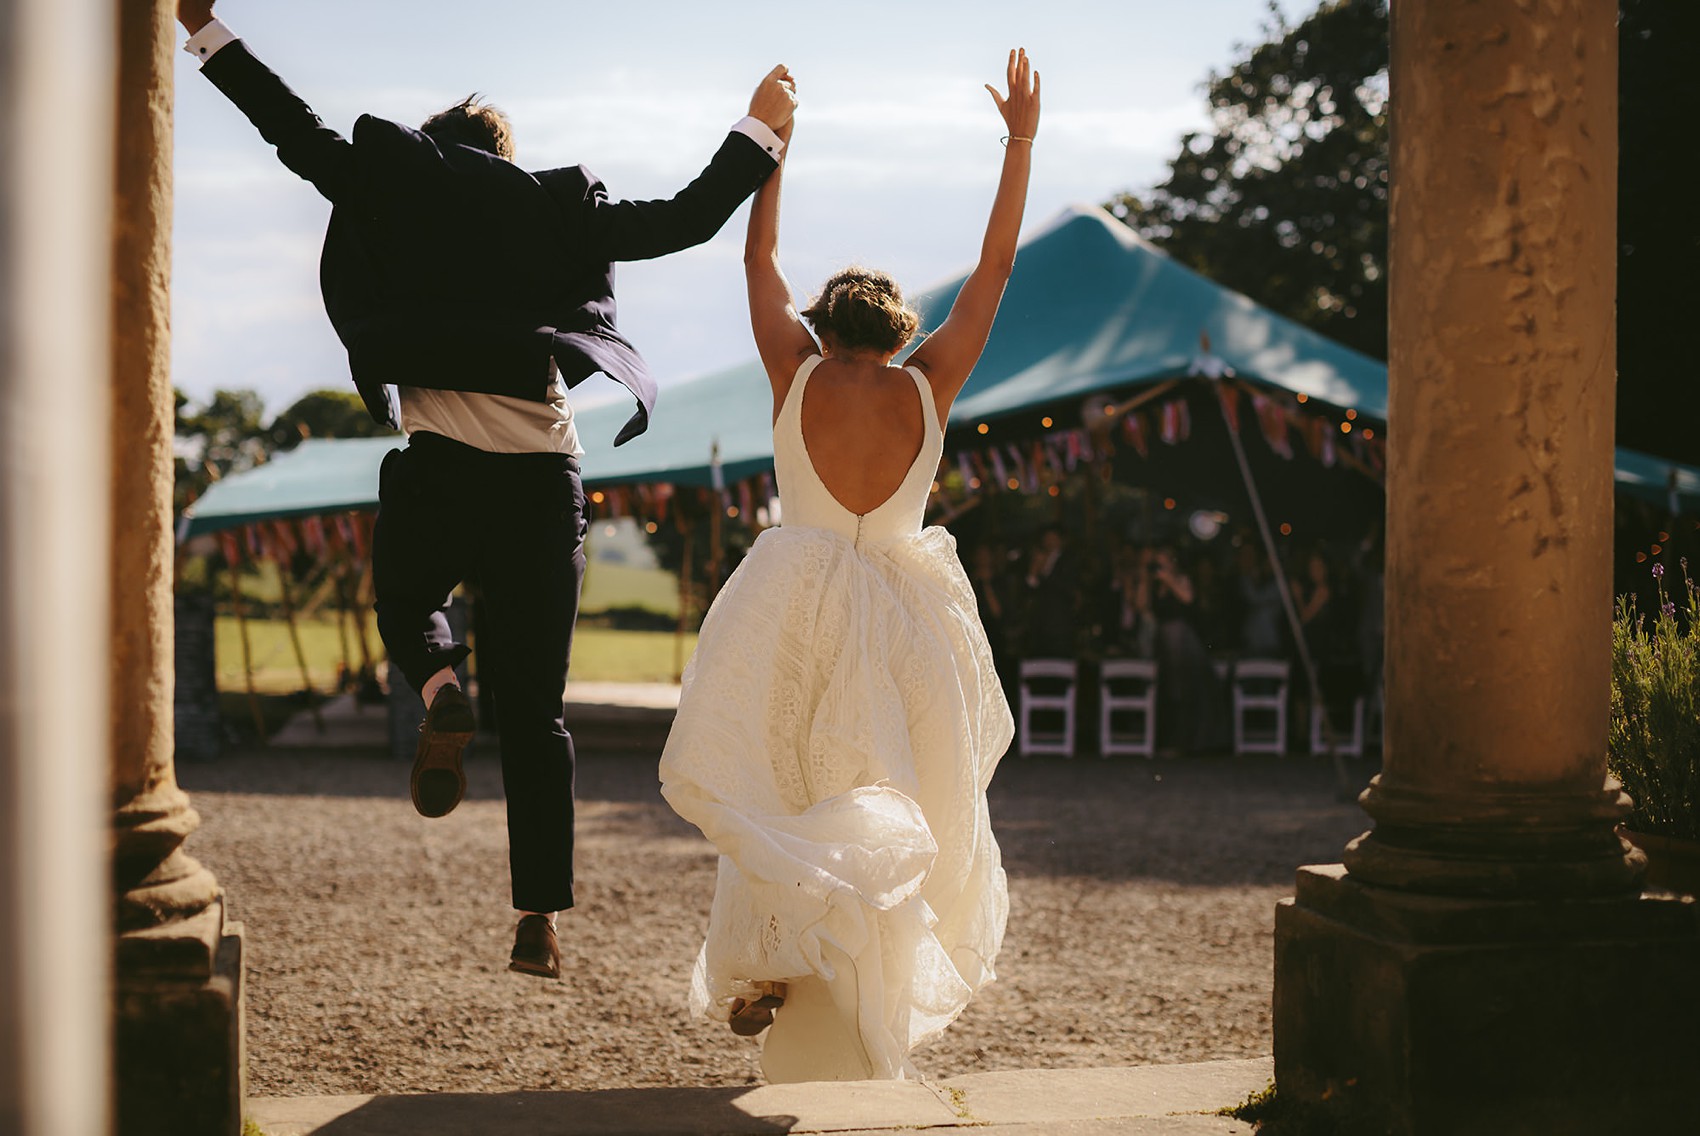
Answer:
[
  {"left": 1231, "top": 659, "right": 1290, "bottom": 756},
  {"left": 1018, "top": 659, "right": 1077, "bottom": 757},
  {"left": 1311, "top": 697, "right": 1367, "bottom": 758},
  {"left": 1099, "top": 659, "right": 1158, "bottom": 758}
]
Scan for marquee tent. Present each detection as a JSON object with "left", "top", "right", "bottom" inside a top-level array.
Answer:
[{"left": 179, "top": 205, "right": 1700, "bottom": 537}]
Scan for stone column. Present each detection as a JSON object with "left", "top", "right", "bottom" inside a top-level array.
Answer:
[
  {"left": 109, "top": 2, "right": 246, "bottom": 1134},
  {"left": 1273, "top": 2, "right": 1700, "bottom": 1133},
  {"left": 0, "top": 1, "right": 117, "bottom": 1132}
]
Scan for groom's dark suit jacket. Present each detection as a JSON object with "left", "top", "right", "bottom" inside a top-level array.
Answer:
[{"left": 200, "top": 40, "right": 778, "bottom": 445}]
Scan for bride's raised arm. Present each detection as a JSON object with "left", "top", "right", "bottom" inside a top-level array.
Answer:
[
  {"left": 908, "top": 48, "right": 1039, "bottom": 412},
  {"left": 743, "top": 72, "right": 817, "bottom": 412}
]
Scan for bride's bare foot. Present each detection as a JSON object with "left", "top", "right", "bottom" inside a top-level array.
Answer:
[{"left": 729, "top": 981, "right": 787, "bottom": 1036}]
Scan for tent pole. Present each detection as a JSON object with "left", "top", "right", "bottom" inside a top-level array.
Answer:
[
  {"left": 675, "top": 521, "right": 693, "bottom": 683},
  {"left": 276, "top": 555, "right": 323, "bottom": 733},
  {"left": 333, "top": 556, "right": 355, "bottom": 693},
  {"left": 1214, "top": 376, "right": 1352, "bottom": 798},
  {"left": 226, "top": 551, "right": 267, "bottom": 743}
]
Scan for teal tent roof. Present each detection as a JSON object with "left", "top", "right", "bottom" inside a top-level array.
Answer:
[{"left": 180, "top": 205, "right": 1700, "bottom": 536}]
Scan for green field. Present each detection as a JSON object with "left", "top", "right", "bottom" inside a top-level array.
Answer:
[{"left": 212, "top": 561, "right": 695, "bottom": 693}]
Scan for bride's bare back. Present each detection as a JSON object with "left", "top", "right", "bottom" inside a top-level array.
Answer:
[{"left": 796, "top": 358, "right": 927, "bottom": 515}]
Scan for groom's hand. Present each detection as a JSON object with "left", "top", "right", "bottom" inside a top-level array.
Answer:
[
  {"left": 748, "top": 65, "right": 798, "bottom": 134},
  {"left": 178, "top": 0, "right": 216, "bottom": 34}
]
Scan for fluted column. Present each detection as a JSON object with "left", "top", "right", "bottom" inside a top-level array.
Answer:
[
  {"left": 1273, "top": 3, "right": 1700, "bottom": 1131},
  {"left": 109, "top": 1, "right": 245, "bottom": 1132}
]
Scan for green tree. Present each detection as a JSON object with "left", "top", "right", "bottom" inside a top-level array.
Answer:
[
  {"left": 175, "top": 387, "right": 268, "bottom": 513},
  {"left": 1107, "top": 0, "right": 1389, "bottom": 360},
  {"left": 267, "top": 388, "right": 397, "bottom": 452},
  {"left": 1618, "top": 0, "right": 1700, "bottom": 467}
]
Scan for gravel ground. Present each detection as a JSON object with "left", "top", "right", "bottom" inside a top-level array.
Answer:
[{"left": 179, "top": 736, "right": 1374, "bottom": 1096}]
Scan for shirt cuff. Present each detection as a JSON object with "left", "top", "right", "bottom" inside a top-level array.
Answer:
[
  {"left": 183, "top": 18, "right": 238, "bottom": 63},
  {"left": 732, "top": 116, "right": 785, "bottom": 161}
]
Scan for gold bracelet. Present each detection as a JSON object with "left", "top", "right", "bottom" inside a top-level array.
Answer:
[{"left": 1001, "top": 135, "right": 1034, "bottom": 147}]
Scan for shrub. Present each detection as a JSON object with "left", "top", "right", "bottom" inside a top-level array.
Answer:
[{"left": 1609, "top": 562, "right": 1700, "bottom": 840}]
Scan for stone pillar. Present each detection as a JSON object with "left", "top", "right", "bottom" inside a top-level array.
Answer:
[
  {"left": 109, "top": 2, "right": 246, "bottom": 1134},
  {"left": 1273, "top": 2, "right": 1700, "bottom": 1133},
  {"left": 0, "top": 1, "right": 117, "bottom": 1132}
]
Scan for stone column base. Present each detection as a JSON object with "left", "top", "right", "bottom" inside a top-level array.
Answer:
[
  {"left": 1274, "top": 864, "right": 1700, "bottom": 1135},
  {"left": 115, "top": 904, "right": 246, "bottom": 1136}
]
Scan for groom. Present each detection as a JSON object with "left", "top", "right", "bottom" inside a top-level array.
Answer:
[{"left": 177, "top": 1, "right": 795, "bottom": 977}]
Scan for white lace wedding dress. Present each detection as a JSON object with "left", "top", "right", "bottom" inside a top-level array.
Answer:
[{"left": 659, "top": 354, "right": 1013, "bottom": 1083}]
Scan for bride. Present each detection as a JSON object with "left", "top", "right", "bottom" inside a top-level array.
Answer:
[{"left": 659, "top": 49, "right": 1039, "bottom": 1083}]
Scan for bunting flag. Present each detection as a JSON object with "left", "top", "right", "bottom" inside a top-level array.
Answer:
[
  {"left": 301, "top": 515, "right": 327, "bottom": 557},
  {"left": 988, "top": 447, "right": 1008, "bottom": 487},
  {"left": 737, "top": 479, "right": 754, "bottom": 519},
  {"left": 1217, "top": 384, "right": 1243, "bottom": 436},
  {"left": 270, "top": 519, "right": 299, "bottom": 561},
  {"left": 1253, "top": 394, "right": 1295, "bottom": 459},
  {"left": 219, "top": 530, "right": 241, "bottom": 567},
  {"left": 1122, "top": 411, "right": 1148, "bottom": 458},
  {"left": 1159, "top": 398, "right": 1191, "bottom": 445}
]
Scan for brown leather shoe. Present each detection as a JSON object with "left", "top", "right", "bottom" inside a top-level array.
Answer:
[
  {"left": 410, "top": 685, "right": 474, "bottom": 818},
  {"left": 508, "top": 914, "right": 561, "bottom": 979}
]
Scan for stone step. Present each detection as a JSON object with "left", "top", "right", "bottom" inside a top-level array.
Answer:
[{"left": 247, "top": 1058, "right": 1270, "bottom": 1136}]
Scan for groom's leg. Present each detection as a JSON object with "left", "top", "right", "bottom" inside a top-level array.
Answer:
[
  {"left": 473, "top": 453, "right": 586, "bottom": 915},
  {"left": 373, "top": 439, "right": 474, "bottom": 692}
]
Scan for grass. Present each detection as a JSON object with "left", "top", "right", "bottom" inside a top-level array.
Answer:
[{"left": 209, "top": 561, "right": 695, "bottom": 693}]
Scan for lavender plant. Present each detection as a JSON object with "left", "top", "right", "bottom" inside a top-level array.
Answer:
[{"left": 1609, "top": 561, "right": 1700, "bottom": 840}]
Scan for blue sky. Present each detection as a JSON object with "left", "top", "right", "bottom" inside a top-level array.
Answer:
[{"left": 171, "top": 0, "right": 1293, "bottom": 414}]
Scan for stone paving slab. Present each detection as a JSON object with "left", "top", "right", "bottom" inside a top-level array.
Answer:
[{"left": 246, "top": 1059, "right": 1269, "bottom": 1136}]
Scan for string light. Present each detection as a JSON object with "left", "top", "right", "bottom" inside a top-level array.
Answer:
[
  {"left": 1362, "top": 427, "right": 1376, "bottom": 440},
  {"left": 1345, "top": 409, "right": 1358, "bottom": 421},
  {"left": 1659, "top": 531, "right": 1671, "bottom": 542},
  {"left": 1340, "top": 421, "right": 1352, "bottom": 434},
  {"left": 969, "top": 477, "right": 982, "bottom": 489},
  {"left": 1041, "top": 416, "right": 1053, "bottom": 428},
  {"left": 1047, "top": 485, "right": 1060, "bottom": 497},
  {"left": 1636, "top": 551, "right": 1648, "bottom": 563},
  {"left": 1296, "top": 393, "right": 1309, "bottom": 404},
  {"left": 1279, "top": 522, "right": 1293, "bottom": 536},
  {"left": 591, "top": 491, "right": 606, "bottom": 503},
  {"left": 977, "top": 423, "right": 989, "bottom": 435},
  {"left": 645, "top": 522, "right": 658, "bottom": 534},
  {"left": 726, "top": 506, "right": 739, "bottom": 518},
  {"left": 1163, "top": 497, "right": 1176, "bottom": 510},
  {"left": 1006, "top": 477, "right": 1020, "bottom": 491},
  {"left": 1652, "top": 544, "right": 1663, "bottom": 555}
]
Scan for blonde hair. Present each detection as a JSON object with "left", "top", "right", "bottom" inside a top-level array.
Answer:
[
  {"left": 420, "top": 94, "right": 515, "bottom": 160},
  {"left": 800, "top": 266, "right": 921, "bottom": 355}
]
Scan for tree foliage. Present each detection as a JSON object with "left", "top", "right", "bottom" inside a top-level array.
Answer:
[
  {"left": 1618, "top": 0, "right": 1700, "bottom": 467},
  {"left": 173, "top": 387, "right": 397, "bottom": 514},
  {"left": 1107, "top": 0, "right": 1389, "bottom": 360},
  {"left": 267, "top": 388, "right": 395, "bottom": 452}
]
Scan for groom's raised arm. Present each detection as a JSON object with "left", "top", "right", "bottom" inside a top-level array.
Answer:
[
  {"left": 180, "top": 6, "right": 359, "bottom": 204},
  {"left": 571, "top": 66, "right": 797, "bottom": 263}
]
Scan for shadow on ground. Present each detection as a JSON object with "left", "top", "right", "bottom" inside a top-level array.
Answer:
[{"left": 301, "top": 1086, "right": 795, "bottom": 1135}]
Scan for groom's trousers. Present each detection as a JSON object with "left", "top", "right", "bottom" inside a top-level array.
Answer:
[{"left": 373, "top": 430, "right": 586, "bottom": 914}]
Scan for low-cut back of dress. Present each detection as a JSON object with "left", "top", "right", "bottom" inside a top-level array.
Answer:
[{"left": 659, "top": 354, "right": 1014, "bottom": 1083}]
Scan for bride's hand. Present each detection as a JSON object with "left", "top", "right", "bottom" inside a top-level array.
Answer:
[{"left": 985, "top": 48, "right": 1040, "bottom": 143}]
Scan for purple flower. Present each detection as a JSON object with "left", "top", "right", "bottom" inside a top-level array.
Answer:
[
  {"left": 1662, "top": 601, "right": 1677, "bottom": 618},
  {"left": 1652, "top": 563, "right": 1666, "bottom": 578}
]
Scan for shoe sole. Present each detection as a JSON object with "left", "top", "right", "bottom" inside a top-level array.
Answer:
[
  {"left": 729, "top": 994, "right": 784, "bottom": 1036},
  {"left": 507, "top": 957, "right": 561, "bottom": 979},
  {"left": 411, "top": 701, "right": 474, "bottom": 818}
]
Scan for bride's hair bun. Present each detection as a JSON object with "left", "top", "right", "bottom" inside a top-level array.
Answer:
[{"left": 801, "top": 266, "right": 921, "bottom": 355}]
